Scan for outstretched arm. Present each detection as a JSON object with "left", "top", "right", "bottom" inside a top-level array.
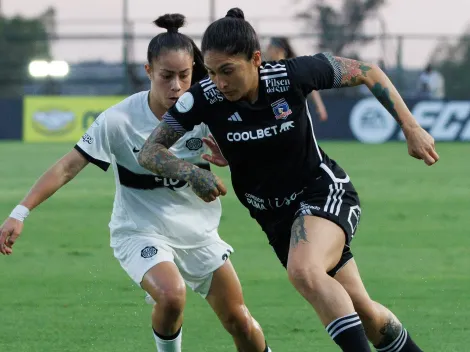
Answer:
[
  {"left": 0, "top": 149, "right": 89, "bottom": 255},
  {"left": 331, "top": 56, "right": 439, "bottom": 165},
  {"left": 138, "top": 122, "right": 227, "bottom": 202}
]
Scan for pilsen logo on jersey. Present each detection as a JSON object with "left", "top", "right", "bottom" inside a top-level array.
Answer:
[
  {"left": 200, "top": 77, "right": 224, "bottom": 104},
  {"left": 271, "top": 98, "right": 292, "bottom": 120},
  {"left": 260, "top": 63, "right": 290, "bottom": 94}
]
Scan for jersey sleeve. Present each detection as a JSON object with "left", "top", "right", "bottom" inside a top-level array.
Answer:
[
  {"left": 163, "top": 84, "right": 206, "bottom": 135},
  {"left": 285, "top": 52, "right": 342, "bottom": 96},
  {"left": 74, "top": 112, "right": 115, "bottom": 171}
]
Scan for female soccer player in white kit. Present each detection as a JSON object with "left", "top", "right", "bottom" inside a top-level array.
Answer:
[{"left": 0, "top": 14, "right": 272, "bottom": 352}]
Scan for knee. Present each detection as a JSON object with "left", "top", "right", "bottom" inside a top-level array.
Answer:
[
  {"left": 152, "top": 283, "right": 186, "bottom": 315},
  {"left": 219, "top": 305, "right": 254, "bottom": 338},
  {"left": 287, "top": 264, "right": 324, "bottom": 294}
]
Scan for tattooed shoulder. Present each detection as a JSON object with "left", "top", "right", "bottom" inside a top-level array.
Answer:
[{"left": 333, "top": 57, "right": 372, "bottom": 87}]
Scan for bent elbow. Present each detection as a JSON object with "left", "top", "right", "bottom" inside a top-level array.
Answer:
[{"left": 137, "top": 149, "right": 147, "bottom": 169}]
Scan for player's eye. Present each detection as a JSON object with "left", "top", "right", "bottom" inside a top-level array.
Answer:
[
  {"left": 180, "top": 73, "right": 190, "bottom": 79},
  {"left": 161, "top": 74, "right": 172, "bottom": 80},
  {"left": 222, "top": 69, "right": 233, "bottom": 75}
]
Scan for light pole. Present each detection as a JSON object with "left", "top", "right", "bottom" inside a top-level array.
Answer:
[{"left": 209, "top": 0, "right": 216, "bottom": 23}]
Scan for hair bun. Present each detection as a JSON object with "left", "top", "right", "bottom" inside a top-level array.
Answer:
[
  {"left": 225, "top": 8, "right": 245, "bottom": 20},
  {"left": 153, "top": 13, "right": 186, "bottom": 33}
]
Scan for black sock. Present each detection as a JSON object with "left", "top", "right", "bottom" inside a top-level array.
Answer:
[
  {"left": 326, "top": 313, "right": 371, "bottom": 352},
  {"left": 153, "top": 326, "right": 182, "bottom": 340},
  {"left": 375, "top": 328, "right": 423, "bottom": 352}
]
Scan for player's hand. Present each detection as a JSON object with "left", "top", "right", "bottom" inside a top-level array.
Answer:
[
  {"left": 403, "top": 123, "right": 439, "bottom": 166},
  {"left": 317, "top": 106, "right": 328, "bottom": 122},
  {"left": 189, "top": 168, "right": 227, "bottom": 202},
  {"left": 0, "top": 217, "right": 24, "bottom": 255},
  {"left": 201, "top": 134, "right": 229, "bottom": 167}
]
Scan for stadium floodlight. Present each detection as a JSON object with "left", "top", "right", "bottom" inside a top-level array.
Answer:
[
  {"left": 49, "top": 61, "right": 69, "bottom": 77},
  {"left": 28, "top": 60, "right": 50, "bottom": 78},
  {"left": 28, "top": 60, "right": 69, "bottom": 78}
]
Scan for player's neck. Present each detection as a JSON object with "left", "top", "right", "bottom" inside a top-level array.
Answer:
[
  {"left": 147, "top": 93, "right": 166, "bottom": 121},
  {"left": 245, "top": 77, "right": 260, "bottom": 104}
]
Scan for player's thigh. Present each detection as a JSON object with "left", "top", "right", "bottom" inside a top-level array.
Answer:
[
  {"left": 287, "top": 215, "right": 346, "bottom": 274},
  {"left": 205, "top": 259, "right": 245, "bottom": 313},
  {"left": 112, "top": 236, "right": 186, "bottom": 302},
  {"left": 173, "top": 238, "right": 234, "bottom": 299}
]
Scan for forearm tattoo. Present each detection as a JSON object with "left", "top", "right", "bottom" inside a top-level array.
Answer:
[
  {"left": 138, "top": 122, "right": 194, "bottom": 181},
  {"left": 334, "top": 57, "right": 372, "bottom": 87},
  {"left": 370, "top": 83, "right": 403, "bottom": 126},
  {"left": 333, "top": 56, "right": 402, "bottom": 126},
  {"left": 377, "top": 313, "right": 403, "bottom": 348},
  {"left": 290, "top": 216, "right": 309, "bottom": 249}
]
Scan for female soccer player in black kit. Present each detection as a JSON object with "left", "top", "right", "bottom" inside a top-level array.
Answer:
[{"left": 138, "top": 8, "right": 439, "bottom": 352}]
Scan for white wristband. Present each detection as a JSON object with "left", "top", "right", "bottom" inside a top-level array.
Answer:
[{"left": 10, "top": 205, "right": 30, "bottom": 222}]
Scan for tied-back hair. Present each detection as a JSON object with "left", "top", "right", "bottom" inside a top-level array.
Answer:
[
  {"left": 148, "top": 13, "right": 206, "bottom": 84},
  {"left": 201, "top": 8, "right": 260, "bottom": 60}
]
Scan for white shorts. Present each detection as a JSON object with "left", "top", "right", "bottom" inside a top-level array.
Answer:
[{"left": 111, "top": 235, "right": 234, "bottom": 298}]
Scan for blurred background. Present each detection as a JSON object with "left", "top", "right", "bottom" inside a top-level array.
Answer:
[
  {"left": 1, "top": 0, "right": 469, "bottom": 142},
  {"left": 1, "top": 1, "right": 469, "bottom": 351}
]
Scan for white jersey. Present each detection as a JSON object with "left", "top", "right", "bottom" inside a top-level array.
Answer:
[{"left": 75, "top": 91, "right": 222, "bottom": 248}]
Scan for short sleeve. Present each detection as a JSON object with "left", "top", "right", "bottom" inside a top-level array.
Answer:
[
  {"left": 285, "top": 52, "right": 342, "bottom": 96},
  {"left": 163, "top": 84, "right": 206, "bottom": 135},
  {"left": 74, "top": 112, "right": 114, "bottom": 171}
]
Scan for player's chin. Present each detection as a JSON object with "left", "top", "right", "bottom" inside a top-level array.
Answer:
[{"left": 222, "top": 92, "right": 240, "bottom": 101}]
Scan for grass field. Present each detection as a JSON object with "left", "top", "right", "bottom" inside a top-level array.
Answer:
[{"left": 1, "top": 141, "right": 469, "bottom": 352}]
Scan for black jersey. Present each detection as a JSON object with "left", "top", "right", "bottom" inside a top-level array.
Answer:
[{"left": 164, "top": 53, "right": 344, "bottom": 215}]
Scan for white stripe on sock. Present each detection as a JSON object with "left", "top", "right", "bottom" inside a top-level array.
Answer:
[
  {"left": 330, "top": 320, "right": 363, "bottom": 340},
  {"left": 376, "top": 328, "right": 407, "bottom": 352}
]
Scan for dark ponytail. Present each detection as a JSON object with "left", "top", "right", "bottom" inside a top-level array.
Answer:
[
  {"left": 201, "top": 7, "right": 260, "bottom": 60},
  {"left": 148, "top": 13, "right": 207, "bottom": 84}
]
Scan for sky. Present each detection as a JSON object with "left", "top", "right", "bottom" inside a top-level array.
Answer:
[{"left": 3, "top": 0, "right": 469, "bottom": 68}]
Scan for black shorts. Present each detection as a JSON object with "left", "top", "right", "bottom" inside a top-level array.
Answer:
[{"left": 254, "top": 160, "right": 361, "bottom": 277}]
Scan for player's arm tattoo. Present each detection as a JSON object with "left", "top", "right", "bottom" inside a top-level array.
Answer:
[
  {"left": 334, "top": 56, "right": 372, "bottom": 88},
  {"left": 377, "top": 313, "right": 403, "bottom": 348},
  {"left": 138, "top": 122, "right": 220, "bottom": 198},
  {"left": 290, "top": 216, "right": 309, "bottom": 249},
  {"left": 333, "top": 56, "right": 403, "bottom": 126},
  {"left": 370, "top": 83, "right": 403, "bottom": 126},
  {"left": 138, "top": 122, "right": 196, "bottom": 181}
]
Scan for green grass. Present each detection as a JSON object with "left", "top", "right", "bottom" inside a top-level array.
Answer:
[{"left": 0, "top": 141, "right": 469, "bottom": 351}]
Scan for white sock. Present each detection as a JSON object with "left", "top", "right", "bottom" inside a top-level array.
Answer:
[{"left": 153, "top": 327, "right": 182, "bottom": 352}]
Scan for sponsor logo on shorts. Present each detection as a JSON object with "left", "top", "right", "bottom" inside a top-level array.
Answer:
[
  {"left": 245, "top": 190, "right": 304, "bottom": 211},
  {"left": 141, "top": 246, "right": 158, "bottom": 259},
  {"left": 222, "top": 248, "right": 233, "bottom": 261},
  {"left": 348, "top": 205, "right": 362, "bottom": 235},
  {"left": 245, "top": 193, "right": 268, "bottom": 210}
]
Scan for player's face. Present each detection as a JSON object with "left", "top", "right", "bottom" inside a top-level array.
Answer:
[
  {"left": 204, "top": 50, "right": 262, "bottom": 102},
  {"left": 145, "top": 49, "right": 193, "bottom": 110}
]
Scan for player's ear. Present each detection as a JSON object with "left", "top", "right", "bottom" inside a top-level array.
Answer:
[
  {"left": 144, "top": 64, "right": 152, "bottom": 81},
  {"left": 252, "top": 51, "right": 262, "bottom": 67}
]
